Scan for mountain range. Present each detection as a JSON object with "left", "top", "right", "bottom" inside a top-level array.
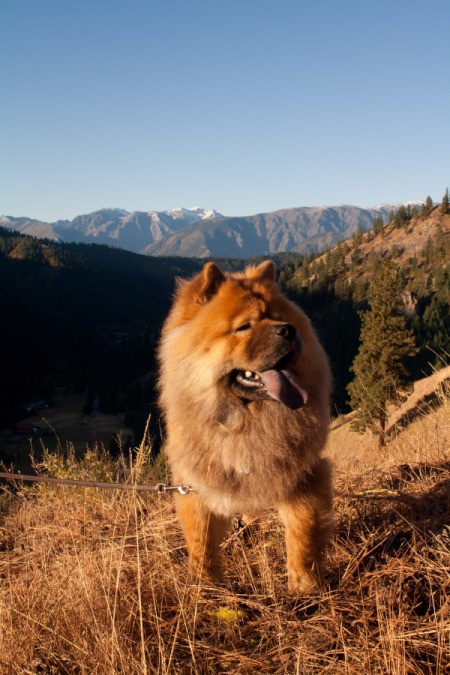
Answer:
[
  {"left": 0, "top": 207, "right": 221, "bottom": 254},
  {"left": 0, "top": 203, "right": 422, "bottom": 258}
]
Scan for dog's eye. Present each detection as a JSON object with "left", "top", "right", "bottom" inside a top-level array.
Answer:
[{"left": 235, "top": 322, "right": 252, "bottom": 333}]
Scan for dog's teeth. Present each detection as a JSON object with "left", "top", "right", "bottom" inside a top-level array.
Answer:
[{"left": 245, "top": 370, "right": 253, "bottom": 378}]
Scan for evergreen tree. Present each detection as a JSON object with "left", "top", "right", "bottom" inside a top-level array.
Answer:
[
  {"left": 393, "top": 205, "right": 407, "bottom": 228},
  {"left": 420, "top": 196, "right": 434, "bottom": 218},
  {"left": 353, "top": 223, "right": 364, "bottom": 245},
  {"left": 347, "top": 260, "right": 418, "bottom": 448},
  {"left": 372, "top": 216, "right": 384, "bottom": 236}
]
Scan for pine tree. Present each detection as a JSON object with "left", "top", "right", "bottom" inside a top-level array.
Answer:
[
  {"left": 347, "top": 260, "right": 418, "bottom": 448},
  {"left": 372, "top": 216, "right": 384, "bottom": 236},
  {"left": 393, "top": 205, "right": 407, "bottom": 228},
  {"left": 353, "top": 223, "right": 364, "bottom": 245},
  {"left": 420, "top": 196, "right": 434, "bottom": 218}
]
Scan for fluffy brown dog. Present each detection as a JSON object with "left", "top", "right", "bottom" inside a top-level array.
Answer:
[{"left": 158, "top": 260, "right": 333, "bottom": 593}]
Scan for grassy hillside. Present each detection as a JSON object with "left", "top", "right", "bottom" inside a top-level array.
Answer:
[{"left": 0, "top": 382, "right": 448, "bottom": 673}]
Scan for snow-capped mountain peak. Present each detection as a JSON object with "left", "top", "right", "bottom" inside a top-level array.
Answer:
[{"left": 165, "top": 206, "right": 221, "bottom": 221}]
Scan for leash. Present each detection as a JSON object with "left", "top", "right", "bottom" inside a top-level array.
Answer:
[{"left": 0, "top": 471, "right": 193, "bottom": 495}]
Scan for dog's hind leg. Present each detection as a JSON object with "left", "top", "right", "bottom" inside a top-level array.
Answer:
[
  {"left": 174, "top": 491, "right": 229, "bottom": 583},
  {"left": 276, "top": 458, "right": 334, "bottom": 595}
]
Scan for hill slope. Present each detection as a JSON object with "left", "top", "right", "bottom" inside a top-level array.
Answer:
[
  {"left": 303, "top": 208, "right": 450, "bottom": 287},
  {"left": 327, "top": 366, "right": 450, "bottom": 474}
]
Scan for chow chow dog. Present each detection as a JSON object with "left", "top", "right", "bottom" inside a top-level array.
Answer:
[{"left": 158, "top": 261, "right": 333, "bottom": 593}]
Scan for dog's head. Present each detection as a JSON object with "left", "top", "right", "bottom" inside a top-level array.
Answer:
[{"left": 167, "top": 261, "right": 308, "bottom": 409}]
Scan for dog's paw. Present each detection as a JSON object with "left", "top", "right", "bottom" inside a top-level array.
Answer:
[{"left": 287, "top": 569, "right": 322, "bottom": 595}]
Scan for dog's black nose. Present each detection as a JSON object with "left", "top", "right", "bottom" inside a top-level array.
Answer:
[{"left": 275, "top": 323, "right": 297, "bottom": 341}]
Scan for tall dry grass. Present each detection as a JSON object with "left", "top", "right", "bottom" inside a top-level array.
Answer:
[{"left": 0, "top": 392, "right": 449, "bottom": 674}]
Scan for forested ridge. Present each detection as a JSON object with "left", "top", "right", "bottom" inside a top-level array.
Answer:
[
  {"left": 279, "top": 200, "right": 450, "bottom": 412},
  {"left": 0, "top": 231, "right": 201, "bottom": 435},
  {"left": 1, "top": 199, "right": 448, "bottom": 443}
]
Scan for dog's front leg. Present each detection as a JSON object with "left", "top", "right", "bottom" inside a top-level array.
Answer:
[
  {"left": 174, "top": 491, "right": 229, "bottom": 583},
  {"left": 277, "top": 458, "right": 334, "bottom": 595}
]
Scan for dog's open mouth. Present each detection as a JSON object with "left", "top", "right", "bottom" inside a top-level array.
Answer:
[{"left": 233, "top": 367, "right": 308, "bottom": 410}]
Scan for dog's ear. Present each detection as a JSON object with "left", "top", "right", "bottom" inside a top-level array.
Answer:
[
  {"left": 255, "top": 260, "right": 275, "bottom": 283},
  {"left": 196, "top": 262, "right": 226, "bottom": 303}
]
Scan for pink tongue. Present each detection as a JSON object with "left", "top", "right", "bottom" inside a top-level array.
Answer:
[{"left": 259, "top": 369, "right": 308, "bottom": 410}]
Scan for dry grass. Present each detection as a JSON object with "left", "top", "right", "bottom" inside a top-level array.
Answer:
[
  {"left": 0, "top": 395, "right": 449, "bottom": 674},
  {"left": 326, "top": 369, "right": 450, "bottom": 477}
]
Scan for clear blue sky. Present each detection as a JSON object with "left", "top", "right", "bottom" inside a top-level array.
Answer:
[{"left": 2, "top": 0, "right": 450, "bottom": 222}]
